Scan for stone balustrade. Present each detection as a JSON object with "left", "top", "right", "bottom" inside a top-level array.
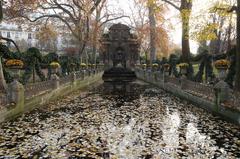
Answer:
[
  {"left": 136, "top": 68, "right": 240, "bottom": 125},
  {"left": 0, "top": 68, "right": 104, "bottom": 122},
  {"left": 181, "top": 78, "right": 215, "bottom": 101},
  {"left": 24, "top": 80, "right": 55, "bottom": 99},
  {"left": 59, "top": 74, "right": 72, "bottom": 86}
]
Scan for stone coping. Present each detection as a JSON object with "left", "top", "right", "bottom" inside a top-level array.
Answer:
[
  {"left": 0, "top": 73, "right": 103, "bottom": 123},
  {"left": 136, "top": 70, "right": 240, "bottom": 126}
]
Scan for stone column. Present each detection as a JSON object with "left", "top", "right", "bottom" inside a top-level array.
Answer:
[
  {"left": 7, "top": 79, "right": 24, "bottom": 108},
  {"left": 0, "top": 58, "right": 7, "bottom": 92},
  {"left": 214, "top": 80, "right": 230, "bottom": 111},
  {"left": 83, "top": 70, "right": 86, "bottom": 80},
  {"left": 71, "top": 72, "right": 76, "bottom": 86},
  {"left": 52, "top": 74, "right": 60, "bottom": 89},
  {"left": 163, "top": 70, "right": 168, "bottom": 83},
  {"left": 180, "top": 77, "right": 187, "bottom": 90}
]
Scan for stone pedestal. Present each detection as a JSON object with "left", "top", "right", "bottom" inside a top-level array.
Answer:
[
  {"left": 180, "top": 67, "right": 187, "bottom": 75},
  {"left": 217, "top": 68, "right": 227, "bottom": 80},
  {"left": 214, "top": 80, "right": 230, "bottom": 110},
  {"left": 71, "top": 72, "right": 76, "bottom": 86},
  {"left": 83, "top": 70, "right": 86, "bottom": 79},
  {"left": 7, "top": 80, "right": 24, "bottom": 107},
  {"left": 52, "top": 74, "right": 60, "bottom": 89},
  {"left": 0, "top": 59, "right": 7, "bottom": 92}
]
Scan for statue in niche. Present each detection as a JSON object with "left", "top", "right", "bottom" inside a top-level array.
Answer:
[
  {"left": 100, "top": 23, "right": 140, "bottom": 82},
  {"left": 100, "top": 23, "right": 140, "bottom": 70}
]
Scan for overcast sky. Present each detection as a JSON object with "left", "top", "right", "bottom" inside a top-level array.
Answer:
[{"left": 107, "top": 0, "right": 217, "bottom": 54}]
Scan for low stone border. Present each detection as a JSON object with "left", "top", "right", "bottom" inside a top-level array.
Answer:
[
  {"left": 136, "top": 69, "right": 240, "bottom": 125},
  {"left": 0, "top": 72, "right": 103, "bottom": 123}
]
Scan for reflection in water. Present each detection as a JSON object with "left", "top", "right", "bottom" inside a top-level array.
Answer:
[
  {"left": 101, "top": 81, "right": 142, "bottom": 106},
  {"left": 0, "top": 81, "right": 239, "bottom": 158}
]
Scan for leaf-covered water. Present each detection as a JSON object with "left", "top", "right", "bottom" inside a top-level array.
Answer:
[{"left": 0, "top": 81, "right": 239, "bottom": 159}]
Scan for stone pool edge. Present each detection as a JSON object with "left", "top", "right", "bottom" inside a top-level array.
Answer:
[
  {"left": 136, "top": 73, "right": 240, "bottom": 126},
  {"left": 0, "top": 73, "right": 103, "bottom": 123}
]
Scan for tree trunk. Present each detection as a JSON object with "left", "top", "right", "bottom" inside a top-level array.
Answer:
[
  {"left": 0, "top": 57, "right": 7, "bottom": 92},
  {"left": 181, "top": 14, "right": 190, "bottom": 62},
  {"left": 180, "top": 0, "right": 192, "bottom": 63},
  {"left": 235, "top": 0, "right": 240, "bottom": 91},
  {"left": 148, "top": 4, "right": 156, "bottom": 66},
  {"left": 0, "top": 0, "right": 3, "bottom": 21},
  {"left": 227, "top": 15, "right": 233, "bottom": 51},
  {"left": 92, "top": 9, "right": 101, "bottom": 65}
]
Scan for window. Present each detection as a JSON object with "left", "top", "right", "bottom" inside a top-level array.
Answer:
[
  {"left": 28, "top": 33, "right": 32, "bottom": 39},
  {"left": 15, "top": 32, "right": 19, "bottom": 38},
  {"left": 7, "top": 32, "right": 11, "bottom": 38}
]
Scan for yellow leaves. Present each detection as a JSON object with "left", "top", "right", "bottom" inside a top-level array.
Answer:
[
  {"left": 36, "top": 24, "right": 58, "bottom": 42},
  {"left": 147, "top": 0, "right": 156, "bottom": 7},
  {"left": 191, "top": 23, "right": 218, "bottom": 42},
  {"left": 209, "top": 2, "right": 233, "bottom": 17},
  {"left": 181, "top": 9, "right": 191, "bottom": 20}
]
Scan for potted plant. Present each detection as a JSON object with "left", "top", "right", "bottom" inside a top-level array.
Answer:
[
  {"left": 88, "top": 64, "right": 93, "bottom": 69},
  {"left": 142, "top": 64, "right": 147, "bottom": 70},
  {"left": 5, "top": 59, "right": 24, "bottom": 79},
  {"left": 163, "top": 63, "right": 170, "bottom": 72},
  {"left": 80, "top": 63, "right": 87, "bottom": 70},
  {"left": 214, "top": 59, "right": 230, "bottom": 80},
  {"left": 50, "top": 61, "right": 61, "bottom": 74},
  {"left": 178, "top": 63, "right": 189, "bottom": 75},
  {"left": 5, "top": 59, "right": 24, "bottom": 69}
]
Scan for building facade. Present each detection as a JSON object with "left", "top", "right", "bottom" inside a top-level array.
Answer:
[{"left": 0, "top": 22, "right": 77, "bottom": 54}]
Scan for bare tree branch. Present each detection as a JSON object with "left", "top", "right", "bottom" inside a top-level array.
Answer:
[
  {"left": 0, "top": 36, "right": 20, "bottom": 53},
  {"left": 100, "top": 16, "right": 129, "bottom": 27},
  {"left": 161, "top": 0, "right": 180, "bottom": 11},
  {"left": 22, "top": 14, "right": 78, "bottom": 39}
]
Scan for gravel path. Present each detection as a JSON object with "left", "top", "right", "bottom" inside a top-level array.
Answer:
[{"left": 0, "top": 81, "right": 239, "bottom": 159}]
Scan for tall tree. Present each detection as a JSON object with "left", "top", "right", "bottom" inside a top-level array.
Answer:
[
  {"left": 147, "top": 0, "right": 157, "bottom": 65},
  {"left": 89, "top": 0, "right": 127, "bottom": 65},
  {"left": 36, "top": 24, "right": 58, "bottom": 52},
  {"left": 162, "top": 0, "right": 192, "bottom": 62},
  {"left": 214, "top": 0, "right": 240, "bottom": 91},
  {"left": 5, "top": 0, "right": 103, "bottom": 57},
  {"left": 130, "top": 0, "right": 170, "bottom": 63},
  {"left": 236, "top": 0, "right": 240, "bottom": 91}
]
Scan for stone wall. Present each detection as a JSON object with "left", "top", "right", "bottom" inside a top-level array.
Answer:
[
  {"left": 0, "top": 69, "right": 103, "bottom": 123},
  {"left": 136, "top": 69, "right": 240, "bottom": 125}
]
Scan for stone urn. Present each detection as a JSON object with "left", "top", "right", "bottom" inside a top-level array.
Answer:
[
  {"left": 152, "top": 63, "right": 159, "bottom": 72},
  {"left": 5, "top": 59, "right": 24, "bottom": 81},
  {"left": 142, "top": 64, "right": 147, "bottom": 70},
  {"left": 50, "top": 62, "right": 61, "bottom": 79},
  {"left": 163, "top": 64, "right": 170, "bottom": 76},
  {"left": 80, "top": 63, "right": 87, "bottom": 70},
  {"left": 178, "top": 63, "right": 189, "bottom": 76},
  {"left": 214, "top": 59, "right": 230, "bottom": 80}
]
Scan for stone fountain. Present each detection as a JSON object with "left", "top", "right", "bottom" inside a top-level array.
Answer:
[{"left": 100, "top": 23, "right": 140, "bottom": 82}]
